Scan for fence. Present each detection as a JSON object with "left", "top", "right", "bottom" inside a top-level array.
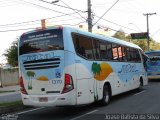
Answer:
[{"left": 0, "top": 68, "right": 19, "bottom": 87}]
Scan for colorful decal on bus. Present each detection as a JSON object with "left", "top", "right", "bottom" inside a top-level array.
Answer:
[
  {"left": 92, "top": 62, "right": 113, "bottom": 81},
  {"left": 26, "top": 71, "right": 36, "bottom": 90},
  {"left": 37, "top": 76, "right": 49, "bottom": 81}
]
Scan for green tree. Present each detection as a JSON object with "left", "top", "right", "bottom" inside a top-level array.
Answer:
[
  {"left": 113, "top": 29, "right": 126, "bottom": 40},
  {"left": 149, "top": 40, "right": 160, "bottom": 51},
  {"left": 3, "top": 41, "right": 18, "bottom": 67},
  {"left": 113, "top": 29, "right": 160, "bottom": 51},
  {"left": 132, "top": 39, "right": 148, "bottom": 51}
]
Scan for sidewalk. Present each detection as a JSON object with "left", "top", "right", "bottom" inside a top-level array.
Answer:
[
  {"left": 0, "top": 85, "right": 19, "bottom": 92},
  {"left": 0, "top": 85, "right": 21, "bottom": 103}
]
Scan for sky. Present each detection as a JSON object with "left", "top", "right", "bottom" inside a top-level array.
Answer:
[{"left": 0, "top": 0, "right": 160, "bottom": 63}]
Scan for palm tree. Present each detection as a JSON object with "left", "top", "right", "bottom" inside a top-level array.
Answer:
[
  {"left": 26, "top": 71, "right": 35, "bottom": 90},
  {"left": 91, "top": 62, "right": 101, "bottom": 100},
  {"left": 92, "top": 62, "right": 101, "bottom": 77}
]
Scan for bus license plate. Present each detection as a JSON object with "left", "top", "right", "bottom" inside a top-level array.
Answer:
[{"left": 39, "top": 97, "right": 48, "bottom": 102}]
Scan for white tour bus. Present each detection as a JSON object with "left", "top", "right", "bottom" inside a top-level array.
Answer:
[{"left": 18, "top": 26, "right": 148, "bottom": 107}]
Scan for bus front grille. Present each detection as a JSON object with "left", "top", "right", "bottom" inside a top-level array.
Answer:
[{"left": 23, "top": 58, "right": 60, "bottom": 70}]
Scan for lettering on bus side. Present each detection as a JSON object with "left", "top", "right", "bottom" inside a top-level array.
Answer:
[
  {"left": 118, "top": 64, "right": 138, "bottom": 73},
  {"left": 22, "top": 52, "right": 55, "bottom": 62}
]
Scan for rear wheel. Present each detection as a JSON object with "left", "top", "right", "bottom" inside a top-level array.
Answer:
[{"left": 100, "top": 85, "right": 111, "bottom": 105}]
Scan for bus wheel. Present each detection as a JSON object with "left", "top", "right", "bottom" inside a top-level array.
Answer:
[{"left": 101, "top": 85, "right": 111, "bottom": 105}]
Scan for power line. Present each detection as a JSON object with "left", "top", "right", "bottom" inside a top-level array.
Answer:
[
  {"left": 18, "top": 0, "right": 86, "bottom": 22},
  {"left": 0, "top": 0, "right": 21, "bottom": 7},
  {"left": 59, "top": 0, "right": 87, "bottom": 20},
  {"left": 96, "top": 23, "right": 130, "bottom": 36},
  {"left": 37, "top": 0, "right": 87, "bottom": 21},
  {"left": 93, "top": 0, "right": 120, "bottom": 27},
  {"left": 94, "top": 15, "right": 138, "bottom": 32},
  {"left": 37, "top": 0, "right": 86, "bottom": 13},
  {"left": 0, "top": 21, "right": 86, "bottom": 33},
  {"left": 48, "top": 18, "right": 83, "bottom": 23},
  {"left": 0, "top": 0, "right": 87, "bottom": 29},
  {"left": 0, "top": 12, "right": 79, "bottom": 28},
  {"left": 0, "top": 27, "right": 36, "bottom": 32},
  {"left": 0, "top": 0, "right": 18, "bottom": 5},
  {"left": 18, "top": 0, "right": 75, "bottom": 15},
  {"left": 16, "top": 0, "right": 85, "bottom": 21}
]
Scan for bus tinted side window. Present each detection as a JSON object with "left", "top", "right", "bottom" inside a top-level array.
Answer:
[
  {"left": 121, "top": 46, "right": 127, "bottom": 61},
  {"left": 72, "top": 34, "right": 94, "bottom": 60},
  {"left": 126, "top": 47, "right": 131, "bottom": 61},
  {"left": 136, "top": 49, "right": 141, "bottom": 62},
  {"left": 130, "top": 48, "right": 136, "bottom": 62},
  {"left": 99, "top": 41, "right": 107, "bottom": 60},
  {"left": 92, "top": 39, "right": 101, "bottom": 60},
  {"left": 112, "top": 44, "right": 119, "bottom": 61},
  {"left": 106, "top": 43, "right": 113, "bottom": 60},
  {"left": 117, "top": 46, "right": 123, "bottom": 61}
]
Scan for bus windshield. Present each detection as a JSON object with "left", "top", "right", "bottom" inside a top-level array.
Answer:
[{"left": 19, "top": 29, "right": 64, "bottom": 55}]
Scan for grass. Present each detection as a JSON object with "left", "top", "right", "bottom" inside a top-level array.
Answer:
[
  {"left": 0, "top": 101, "right": 23, "bottom": 107},
  {"left": 0, "top": 90, "right": 16, "bottom": 93}
]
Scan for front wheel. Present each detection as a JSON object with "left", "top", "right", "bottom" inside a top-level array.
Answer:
[{"left": 100, "top": 85, "right": 111, "bottom": 105}]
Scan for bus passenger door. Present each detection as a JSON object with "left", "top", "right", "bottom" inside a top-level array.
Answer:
[{"left": 75, "top": 62, "right": 90, "bottom": 105}]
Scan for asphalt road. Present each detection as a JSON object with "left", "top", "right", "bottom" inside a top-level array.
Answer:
[{"left": 15, "top": 80, "right": 160, "bottom": 120}]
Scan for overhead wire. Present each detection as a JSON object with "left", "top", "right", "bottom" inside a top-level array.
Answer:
[
  {"left": 0, "top": 0, "right": 141, "bottom": 35},
  {"left": 0, "top": 21, "right": 86, "bottom": 33},
  {"left": 0, "top": 27, "right": 36, "bottom": 32},
  {"left": 94, "top": 15, "right": 138, "bottom": 32},
  {"left": 0, "top": 0, "right": 87, "bottom": 29},
  {"left": 48, "top": 18, "right": 82, "bottom": 23},
  {"left": 18, "top": 0, "right": 76, "bottom": 15},
  {"left": 0, "top": 0, "right": 31, "bottom": 8},
  {"left": 0, "top": 1, "right": 20, "bottom": 7},
  {"left": 93, "top": 0, "right": 120, "bottom": 27},
  {"left": 16, "top": 0, "right": 86, "bottom": 22},
  {"left": 119, "top": 0, "right": 144, "bottom": 14},
  {"left": 37, "top": 0, "right": 85, "bottom": 13},
  {"left": 37, "top": 0, "right": 87, "bottom": 21},
  {"left": 58, "top": 0, "right": 87, "bottom": 21},
  {"left": 94, "top": 23, "right": 131, "bottom": 36},
  {"left": 0, "top": 0, "right": 19, "bottom": 5},
  {"left": 0, "top": 12, "right": 79, "bottom": 28}
]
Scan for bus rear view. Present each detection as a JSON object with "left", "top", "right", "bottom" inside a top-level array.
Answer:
[{"left": 18, "top": 27, "right": 76, "bottom": 107}]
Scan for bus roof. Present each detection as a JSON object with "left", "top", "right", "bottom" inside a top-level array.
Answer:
[{"left": 20, "top": 25, "right": 141, "bottom": 50}]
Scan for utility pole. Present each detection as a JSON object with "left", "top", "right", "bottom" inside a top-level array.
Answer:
[
  {"left": 0, "top": 68, "right": 2, "bottom": 87},
  {"left": 88, "top": 0, "right": 92, "bottom": 32},
  {"left": 143, "top": 13, "right": 156, "bottom": 51}
]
